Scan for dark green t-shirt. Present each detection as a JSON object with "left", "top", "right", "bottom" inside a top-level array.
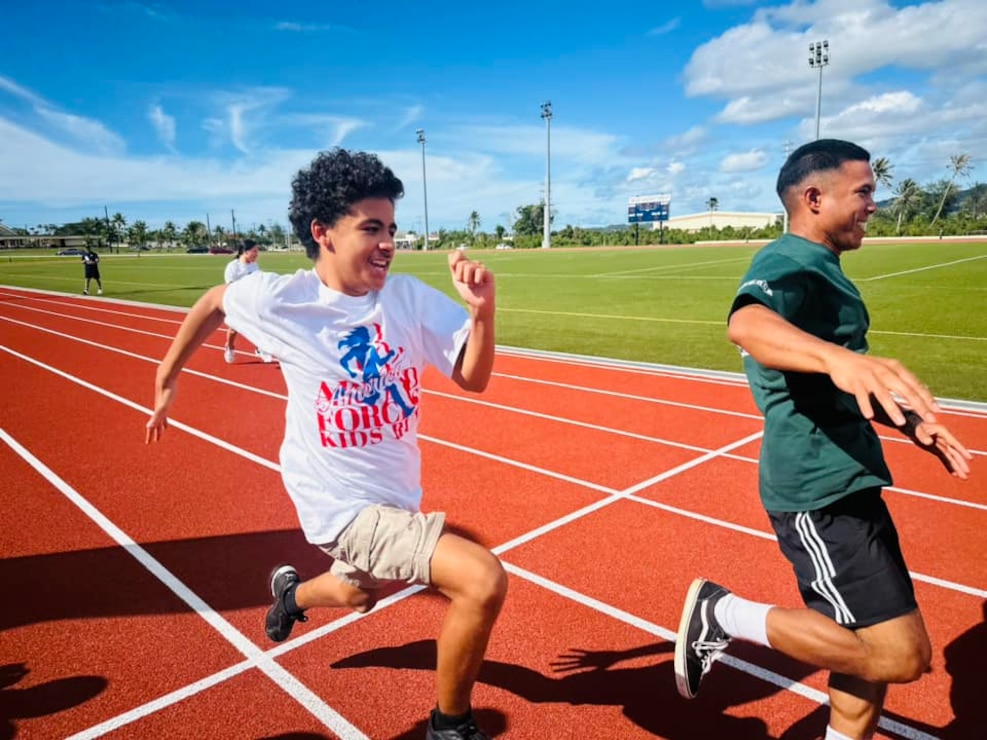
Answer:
[{"left": 729, "top": 234, "right": 891, "bottom": 512}]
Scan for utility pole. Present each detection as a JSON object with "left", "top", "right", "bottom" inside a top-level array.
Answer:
[
  {"left": 809, "top": 40, "right": 830, "bottom": 140},
  {"left": 540, "top": 101, "right": 553, "bottom": 249},
  {"left": 416, "top": 128, "right": 430, "bottom": 251}
]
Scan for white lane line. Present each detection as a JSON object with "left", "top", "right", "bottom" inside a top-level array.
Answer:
[
  {"left": 0, "top": 345, "right": 987, "bottom": 596},
  {"left": 858, "top": 254, "right": 987, "bottom": 282},
  {"left": 6, "top": 345, "right": 973, "bottom": 739},
  {"left": 1, "top": 427, "right": 367, "bottom": 740},
  {"left": 1, "top": 316, "right": 282, "bottom": 396},
  {"left": 501, "top": 563, "right": 940, "bottom": 740}
]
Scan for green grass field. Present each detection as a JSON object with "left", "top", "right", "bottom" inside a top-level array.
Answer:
[{"left": 3, "top": 241, "right": 985, "bottom": 401}]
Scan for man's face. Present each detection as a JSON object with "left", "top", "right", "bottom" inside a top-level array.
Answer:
[
  {"left": 315, "top": 197, "right": 396, "bottom": 295},
  {"left": 817, "top": 160, "right": 877, "bottom": 253}
]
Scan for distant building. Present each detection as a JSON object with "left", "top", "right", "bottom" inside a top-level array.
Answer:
[
  {"left": 394, "top": 231, "right": 438, "bottom": 250},
  {"left": 0, "top": 224, "right": 88, "bottom": 249},
  {"left": 654, "top": 211, "right": 782, "bottom": 232}
]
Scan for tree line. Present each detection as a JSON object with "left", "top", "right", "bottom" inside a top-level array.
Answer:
[{"left": 3, "top": 153, "right": 982, "bottom": 251}]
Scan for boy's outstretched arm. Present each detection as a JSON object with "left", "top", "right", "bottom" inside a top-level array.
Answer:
[
  {"left": 145, "top": 284, "right": 228, "bottom": 443},
  {"left": 448, "top": 250, "right": 496, "bottom": 393}
]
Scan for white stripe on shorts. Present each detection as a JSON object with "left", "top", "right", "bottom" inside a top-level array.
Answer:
[{"left": 795, "top": 512, "right": 855, "bottom": 625}]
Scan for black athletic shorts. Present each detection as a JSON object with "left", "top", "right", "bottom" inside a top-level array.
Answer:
[
  {"left": 768, "top": 488, "right": 917, "bottom": 629},
  {"left": 85, "top": 266, "right": 100, "bottom": 279}
]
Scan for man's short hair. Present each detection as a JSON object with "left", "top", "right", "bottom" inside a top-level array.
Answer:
[
  {"left": 776, "top": 139, "right": 871, "bottom": 203},
  {"left": 289, "top": 148, "right": 404, "bottom": 260}
]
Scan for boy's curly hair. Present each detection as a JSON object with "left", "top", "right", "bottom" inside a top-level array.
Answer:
[{"left": 289, "top": 148, "right": 405, "bottom": 260}]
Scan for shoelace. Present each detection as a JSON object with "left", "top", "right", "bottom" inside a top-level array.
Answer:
[{"left": 692, "top": 638, "right": 730, "bottom": 673}]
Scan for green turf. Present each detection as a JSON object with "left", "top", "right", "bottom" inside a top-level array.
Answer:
[{"left": 2, "top": 242, "right": 985, "bottom": 401}]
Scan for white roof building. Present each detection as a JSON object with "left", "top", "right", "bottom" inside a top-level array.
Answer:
[{"left": 654, "top": 211, "right": 782, "bottom": 232}]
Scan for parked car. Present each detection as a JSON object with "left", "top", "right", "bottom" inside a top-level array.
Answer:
[
  {"left": 57, "top": 247, "right": 87, "bottom": 256},
  {"left": 186, "top": 246, "right": 209, "bottom": 253},
  {"left": 209, "top": 246, "right": 235, "bottom": 255},
  {"left": 495, "top": 243, "right": 513, "bottom": 250}
]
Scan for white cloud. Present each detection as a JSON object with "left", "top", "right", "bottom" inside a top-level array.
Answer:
[
  {"left": 149, "top": 104, "right": 176, "bottom": 149},
  {"left": 648, "top": 18, "right": 681, "bottom": 36},
  {"left": 627, "top": 167, "right": 659, "bottom": 182},
  {"left": 720, "top": 149, "right": 768, "bottom": 173},
  {"left": 667, "top": 161, "right": 686, "bottom": 175},
  {"left": 35, "top": 108, "right": 126, "bottom": 154}
]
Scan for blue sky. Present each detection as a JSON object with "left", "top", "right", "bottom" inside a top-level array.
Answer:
[{"left": 1, "top": 0, "right": 985, "bottom": 235}]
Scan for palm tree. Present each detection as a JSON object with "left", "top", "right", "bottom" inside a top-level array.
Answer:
[
  {"left": 467, "top": 211, "right": 481, "bottom": 244},
  {"left": 706, "top": 197, "right": 719, "bottom": 228},
  {"left": 931, "top": 153, "right": 973, "bottom": 226},
  {"left": 872, "top": 157, "right": 894, "bottom": 191},
  {"left": 129, "top": 220, "right": 149, "bottom": 250},
  {"left": 111, "top": 212, "right": 127, "bottom": 251},
  {"left": 893, "top": 178, "right": 920, "bottom": 235},
  {"left": 161, "top": 221, "right": 178, "bottom": 250}
]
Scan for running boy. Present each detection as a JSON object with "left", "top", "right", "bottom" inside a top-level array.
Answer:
[
  {"left": 146, "top": 148, "right": 506, "bottom": 740},
  {"left": 673, "top": 139, "right": 973, "bottom": 739},
  {"left": 222, "top": 239, "right": 273, "bottom": 363}
]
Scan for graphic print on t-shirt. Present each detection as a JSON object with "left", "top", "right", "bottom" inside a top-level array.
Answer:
[{"left": 315, "top": 324, "right": 420, "bottom": 449}]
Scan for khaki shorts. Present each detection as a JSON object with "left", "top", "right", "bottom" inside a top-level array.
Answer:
[{"left": 319, "top": 505, "right": 446, "bottom": 590}]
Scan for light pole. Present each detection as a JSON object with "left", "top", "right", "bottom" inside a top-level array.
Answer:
[
  {"left": 808, "top": 40, "right": 829, "bottom": 140},
  {"left": 540, "top": 101, "right": 552, "bottom": 249},
  {"left": 416, "top": 128, "right": 430, "bottom": 251}
]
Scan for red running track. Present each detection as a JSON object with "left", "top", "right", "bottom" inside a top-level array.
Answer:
[{"left": 1, "top": 286, "right": 984, "bottom": 739}]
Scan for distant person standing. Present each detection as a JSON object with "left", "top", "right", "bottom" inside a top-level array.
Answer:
[
  {"left": 82, "top": 246, "right": 102, "bottom": 295},
  {"left": 223, "top": 239, "right": 273, "bottom": 363}
]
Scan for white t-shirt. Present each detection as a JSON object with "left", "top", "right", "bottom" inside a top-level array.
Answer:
[
  {"left": 223, "top": 269, "right": 471, "bottom": 544},
  {"left": 224, "top": 258, "right": 259, "bottom": 284}
]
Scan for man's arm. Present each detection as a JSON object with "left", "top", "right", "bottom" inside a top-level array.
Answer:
[
  {"left": 145, "top": 284, "right": 228, "bottom": 442},
  {"left": 728, "top": 302, "right": 940, "bottom": 426}
]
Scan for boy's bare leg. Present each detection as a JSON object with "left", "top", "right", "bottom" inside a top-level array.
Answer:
[
  {"left": 294, "top": 571, "right": 377, "bottom": 613},
  {"left": 429, "top": 533, "right": 508, "bottom": 715}
]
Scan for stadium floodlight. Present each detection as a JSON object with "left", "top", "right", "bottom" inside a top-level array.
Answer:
[
  {"left": 540, "top": 101, "right": 553, "bottom": 249},
  {"left": 416, "top": 128, "right": 430, "bottom": 251},
  {"left": 808, "top": 40, "right": 830, "bottom": 140}
]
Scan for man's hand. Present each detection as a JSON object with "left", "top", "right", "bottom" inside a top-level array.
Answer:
[
  {"left": 825, "top": 350, "right": 940, "bottom": 426},
  {"left": 908, "top": 420, "right": 973, "bottom": 480}
]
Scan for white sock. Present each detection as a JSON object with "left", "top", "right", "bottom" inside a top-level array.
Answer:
[
  {"left": 824, "top": 726, "right": 854, "bottom": 740},
  {"left": 713, "top": 593, "right": 773, "bottom": 647}
]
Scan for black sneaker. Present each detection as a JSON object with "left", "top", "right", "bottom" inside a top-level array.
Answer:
[
  {"left": 265, "top": 565, "right": 307, "bottom": 642},
  {"left": 424, "top": 709, "right": 490, "bottom": 740},
  {"left": 674, "top": 578, "right": 732, "bottom": 699}
]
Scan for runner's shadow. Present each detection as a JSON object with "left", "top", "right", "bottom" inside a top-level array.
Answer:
[
  {"left": 331, "top": 639, "right": 810, "bottom": 738},
  {"left": 870, "top": 598, "right": 987, "bottom": 740},
  {"left": 0, "top": 663, "right": 106, "bottom": 740}
]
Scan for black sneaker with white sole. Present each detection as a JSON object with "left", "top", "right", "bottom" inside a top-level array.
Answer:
[
  {"left": 425, "top": 709, "right": 490, "bottom": 740},
  {"left": 674, "top": 577, "right": 732, "bottom": 699},
  {"left": 265, "top": 565, "right": 307, "bottom": 642}
]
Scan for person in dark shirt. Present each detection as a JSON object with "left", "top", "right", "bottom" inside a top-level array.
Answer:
[
  {"left": 674, "top": 139, "right": 973, "bottom": 740},
  {"left": 82, "top": 246, "right": 103, "bottom": 296}
]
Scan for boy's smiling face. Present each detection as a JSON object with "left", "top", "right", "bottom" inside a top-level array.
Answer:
[{"left": 312, "top": 197, "right": 397, "bottom": 295}]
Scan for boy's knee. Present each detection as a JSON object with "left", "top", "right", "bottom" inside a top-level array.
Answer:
[{"left": 466, "top": 555, "right": 508, "bottom": 611}]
